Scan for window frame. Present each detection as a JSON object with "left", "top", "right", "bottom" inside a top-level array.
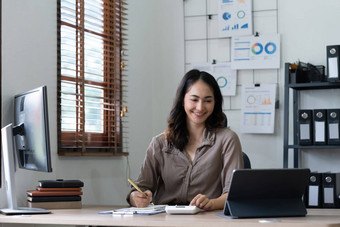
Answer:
[{"left": 57, "top": 0, "right": 128, "bottom": 156}]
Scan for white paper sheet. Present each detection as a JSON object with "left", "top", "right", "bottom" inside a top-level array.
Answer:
[
  {"left": 328, "top": 57, "right": 339, "bottom": 79},
  {"left": 218, "top": 0, "right": 252, "bottom": 37},
  {"left": 329, "top": 123, "right": 339, "bottom": 139},
  {"left": 191, "top": 62, "right": 237, "bottom": 96},
  {"left": 315, "top": 122, "right": 325, "bottom": 142},
  {"left": 231, "top": 34, "right": 280, "bottom": 69},
  {"left": 240, "top": 84, "right": 276, "bottom": 134},
  {"left": 300, "top": 124, "right": 311, "bottom": 140},
  {"left": 308, "top": 185, "right": 319, "bottom": 207}
]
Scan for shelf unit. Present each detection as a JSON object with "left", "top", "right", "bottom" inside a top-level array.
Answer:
[{"left": 283, "top": 63, "right": 340, "bottom": 168}]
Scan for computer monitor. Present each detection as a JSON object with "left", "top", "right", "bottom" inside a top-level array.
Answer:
[{"left": 1, "top": 86, "right": 52, "bottom": 215}]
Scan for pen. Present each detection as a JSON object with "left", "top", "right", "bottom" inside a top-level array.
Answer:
[
  {"left": 128, "top": 178, "right": 154, "bottom": 205},
  {"left": 112, "top": 211, "right": 135, "bottom": 215}
]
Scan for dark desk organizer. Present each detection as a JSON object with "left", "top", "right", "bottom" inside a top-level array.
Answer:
[{"left": 289, "top": 62, "right": 325, "bottom": 84}]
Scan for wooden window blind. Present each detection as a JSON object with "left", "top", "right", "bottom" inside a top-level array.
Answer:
[{"left": 57, "top": 0, "right": 128, "bottom": 156}]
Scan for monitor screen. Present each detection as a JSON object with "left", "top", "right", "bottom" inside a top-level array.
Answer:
[
  {"left": 13, "top": 85, "right": 52, "bottom": 172},
  {"left": 1, "top": 85, "right": 52, "bottom": 214}
]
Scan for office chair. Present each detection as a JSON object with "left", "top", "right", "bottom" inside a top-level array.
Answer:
[
  {"left": 242, "top": 152, "right": 251, "bottom": 169},
  {"left": 223, "top": 118, "right": 251, "bottom": 169}
]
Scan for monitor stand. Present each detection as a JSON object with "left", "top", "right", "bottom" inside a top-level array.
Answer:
[
  {"left": 1, "top": 124, "right": 50, "bottom": 215},
  {"left": 1, "top": 207, "right": 50, "bottom": 215}
]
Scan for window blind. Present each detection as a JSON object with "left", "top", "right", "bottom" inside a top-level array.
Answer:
[{"left": 57, "top": 0, "right": 128, "bottom": 156}]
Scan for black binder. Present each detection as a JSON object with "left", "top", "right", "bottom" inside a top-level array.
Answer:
[
  {"left": 327, "top": 109, "right": 340, "bottom": 145},
  {"left": 224, "top": 168, "right": 310, "bottom": 218},
  {"left": 313, "top": 109, "right": 327, "bottom": 145},
  {"left": 298, "top": 109, "right": 313, "bottom": 145},
  {"left": 305, "top": 172, "right": 322, "bottom": 208},
  {"left": 321, "top": 172, "right": 340, "bottom": 208},
  {"left": 327, "top": 45, "right": 340, "bottom": 82},
  {"left": 38, "top": 179, "right": 84, "bottom": 188}
]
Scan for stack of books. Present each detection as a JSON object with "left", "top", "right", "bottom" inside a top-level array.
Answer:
[{"left": 27, "top": 179, "right": 84, "bottom": 209}]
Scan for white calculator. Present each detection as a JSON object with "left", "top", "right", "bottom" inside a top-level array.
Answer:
[{"left": 165, "top": 205, "right": 202, "bottom": 214}]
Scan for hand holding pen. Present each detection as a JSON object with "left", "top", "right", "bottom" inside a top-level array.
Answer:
[{"left": 128, "top": 178, "right": 154, "bottom": 207}]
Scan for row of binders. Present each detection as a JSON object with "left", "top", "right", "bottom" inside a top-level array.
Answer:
[
  {"left": 298, "top": 109, "right": 340, "bottom": 145},
  {"left": 305, "top": 172, "right": 340, "bottom": 208},
  {"left": 26, "top": 180, "right": 84, "bottom": 209}
]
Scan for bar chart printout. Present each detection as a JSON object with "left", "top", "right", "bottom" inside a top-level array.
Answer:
[
  {"left": 241, "top": 84, "right": 276, "bottom": 134},
  {"left": 218, "top": 0, "right": 253, "bottom": 37}
]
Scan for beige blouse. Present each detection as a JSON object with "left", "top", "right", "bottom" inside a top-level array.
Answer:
[{"left": 127, "top": 127, "right": 243, "bottom": 205}]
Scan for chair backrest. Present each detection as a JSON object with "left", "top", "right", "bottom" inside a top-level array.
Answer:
[
  {"left": 223, "top": 119, "right": 251, "bottom": 168},
  {"left": 242, "top": 152, "right": 251, "bottom": 169}
]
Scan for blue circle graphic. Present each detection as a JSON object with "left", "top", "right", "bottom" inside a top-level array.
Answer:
[
  {"left": 265, "top": 42, "right": 276, "bottom": 54},
  {"left": 217, "top": 76, "right": 228, "bottom": 88},
  {"left": 222, "top": 12, "right": 231, "bottom": 21},
  {"left": 237, "top": 10, "right": 245, "bottom": 19},
  {"left": 252, "top": 43, "right": 263, "bottom": 55}
]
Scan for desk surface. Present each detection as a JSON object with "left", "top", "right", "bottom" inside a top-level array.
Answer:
[{"left": 0, "top": 206, "right": 340, "bottom": 227}]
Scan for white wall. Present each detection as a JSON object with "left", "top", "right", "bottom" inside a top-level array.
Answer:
[
  {"left": 1, "top": 0, "right": 60, "bottom": 207},
  {"left": 126, "top": 0, "right": 185, "bottom": 183},
  {"left": 1, "top": 0, "right": 340, "bottom": 208},
  {"left": 0, "top": 0, "right": 184, "bottom": 207},
  {"left": 279, "top": 0, "right": 340, "bottom": 171}
]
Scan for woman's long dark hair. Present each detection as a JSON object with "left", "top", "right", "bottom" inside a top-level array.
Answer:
[{"left": 166, "top": 69, "right": 226, "bottom": 150}]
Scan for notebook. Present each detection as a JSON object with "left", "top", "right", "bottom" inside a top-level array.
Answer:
[
  {"left": 99, "top": 205, "right": 166, "bottom": 215},
  {"left": 223, "top": 168, "right": 311, "bottom": 218}
]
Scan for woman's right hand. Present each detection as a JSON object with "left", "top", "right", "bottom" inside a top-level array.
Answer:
[{"left": 129, "top": 190, "right": 153, "bottom": 207}]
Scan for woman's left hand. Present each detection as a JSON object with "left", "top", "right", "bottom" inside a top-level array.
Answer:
[{"left": 189, "top": 194, "right": 214, "bottom": 210}]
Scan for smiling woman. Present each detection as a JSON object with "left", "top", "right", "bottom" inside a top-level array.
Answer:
[
  {"left": 127, "top": 70, "right": 243, "bottom": 211},
  {"left": 183, "top": 80, "right": 215, "bottom": 129}
]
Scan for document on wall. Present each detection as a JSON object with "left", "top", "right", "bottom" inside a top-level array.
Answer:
[
  {"left": 218, "top": 0, "right": 252, "bottom": 37},
  {"left": 231, "top": 34, "right": 280, "bottom": 69},
  {"left": 191, "top": 62, "right": 237, "bottom": 96},
  {"left": 240, "top": 84, "right": 276, "bottom": 134}
]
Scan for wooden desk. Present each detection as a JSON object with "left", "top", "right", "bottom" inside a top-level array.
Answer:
[{"left": 0, "top": 206, "right": 340, "bottom": 227}]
